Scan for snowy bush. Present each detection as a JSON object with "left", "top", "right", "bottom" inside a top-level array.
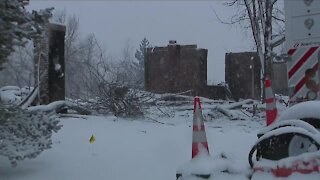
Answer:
[
  {"left": 92, "top": 85, "right": 145, "bottom": 117},
  {"left": 0, "top": 86, "right": 32, "bottom": 105},
  {"left": 0, "top": 105, "right": 62, "bottom": 166}
]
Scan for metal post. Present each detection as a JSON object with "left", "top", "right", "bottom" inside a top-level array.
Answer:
[{"left": 251, "top": 56, "right": 255, "bottom": 99}]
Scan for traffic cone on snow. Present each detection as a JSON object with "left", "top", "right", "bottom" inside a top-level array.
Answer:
[
  {"left": 176, "top": 96, "right": 211, "bottom": 180},
  {"left": 192, "top": 96, "right": 210, "bottom": 158},
  {"left": 265, "top": 79, "right": 277, "bottom": 126}
]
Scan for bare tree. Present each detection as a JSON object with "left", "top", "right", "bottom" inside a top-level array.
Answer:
[
  {"left": 0, "top": 43, "right": 34, "bottom": 87},
  {"left": 51, "top": 10, "right": 148, "bottom": 116},
  {"left": 84, "top": 59, "right": 145, "bottom": 117},
  {"left": 69, "top": 37, "right": 148, "bottom": 117},
  {"left": 76, "top": 34, "right": 109, "bottom": 99},
  {"left": 215, "top": 0, "right": 285, "bottom": 99},
  {"left": 119, "top": 39, "right": 139, "bottom": 87},
  {"left": 52, "top": 9, "right": 67, "bottom": 25},
  {"left": 53, "top": 9, "right": 80, "bottom": 61}
]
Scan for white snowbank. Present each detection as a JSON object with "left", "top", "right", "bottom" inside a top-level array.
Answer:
[
  {"left": 0, "top": 108, "right": 258, "bottom": 180},
  {"left": 177, "top": 145, "right": 215, "bottom": 176},
  {"left": 2, "top": 95, "right": 318, "bottom": 180},
  {"left": 26, "top": 100, "right": 71, "bottom": 112},
  {"left": 0, "top": 86, "right": 32, "bottom": 105},
  {"left": 256, "top": 126, "right": 320, "bottom": 145},
  {"left": 258, "top": 120, "right": 319, "bottom": 135},
  {"left": 177, "top": 151, "right": 251, "bottom": 180},
  {"left": 0, "top": 86, "right": 20, "bottom": 91},
  {"left": 278, "top": 101, "right": 320, "bottom": 121}
]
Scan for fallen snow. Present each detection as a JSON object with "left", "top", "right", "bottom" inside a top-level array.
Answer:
[
  {"left": 54, "top": 64, "right": 61, "bottom": 71},
  {"left": 255, "top": 126, "right": 320, "bottom": 149},
  {"left": 0, "top": 108, "right": 258, "bottom": 180},
  {"left": 0, "top": 86, "right": 32, "bottom": 105},
  {"left": 0, "top": 94, "right": 319, "bottom": 180},
  {"left": 278, "top": 101, "right": 320, "bottom": 121},
  {"left": 26, "top": 100, "right": 74, "bottom": 112},
  {"left": 258, "top": 120, "right": 319, "bottom": 135}
]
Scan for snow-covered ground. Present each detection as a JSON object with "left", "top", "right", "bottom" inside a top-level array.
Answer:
[
  {"left": 0, "top": 101, "right": 260, "bottom": 179},
  {"left": 0, "top": 112, "right": 259, "bottom": 180},
  {"left": 0, "top": 89, "right": 319, "bottom": 180}
]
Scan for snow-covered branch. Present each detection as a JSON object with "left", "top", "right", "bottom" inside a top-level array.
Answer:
[
  {"left": 0, "top": 105, "right": 62, "bottom": 166},
  {"left": 270, "top": 34, "right": 285, "bottom": 48},
  {"left": 223, "top": 99, "right": 254, "bottom": 109},
  {"left": 27, "top": 100, "right": 91, "bottom": 115},
  {"left": 215, "top": 99, "right": 254, "bottom": 120},
  {"left": 272, "top": 0, "right": 278, "bottom": 6},
  {"left": 216, "top": 105, "right": 237, "bottom": 120}
]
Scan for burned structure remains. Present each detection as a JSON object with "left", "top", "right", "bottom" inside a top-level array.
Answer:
[
  {"left": 272, "top": 63, "right": 288, "bottom": 95},
  {"left": 34, "top": 23, "right": 66, "bottom": 105},
  {"left": 225, "top": 52, "right": 261, "bottom": 101},
  {"left": 145, "top": 41, "right": 230, "bottom": 100},
  {"left": 225, "top": 52, "right": 288, "bottom": 101}
]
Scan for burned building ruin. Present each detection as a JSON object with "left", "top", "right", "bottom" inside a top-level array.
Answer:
[
  {"left": 225, "top": 52, "right": 288, "bottom": 101},
  {"left": 145, "top": 41, "right": 230, "bottom": 100},
  {"left": 34, "top": 23, "right": 66, "bottom": 105},
  {"left": 225, "top": 52, "right": 261, "bottom": 101}
]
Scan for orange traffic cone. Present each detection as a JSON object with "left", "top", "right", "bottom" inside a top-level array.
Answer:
[
  {"left": 192, "top": 96, "right": 210, "bottom": 158},
  {"left": 265, "top": 79, "right": 277, "bottom": 126},
  {"left": 176, "top": 96, "right": 211, "bottom": 180}
]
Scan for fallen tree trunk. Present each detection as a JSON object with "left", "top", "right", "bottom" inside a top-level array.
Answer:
[
  {"left": 223, "top": 99, "right": 254, "bottom": 110},
  {"left": 27, "top": 100, "right": 91, "bottom": 115},
  {"left": 215, "top": 106, "right": 237, "bottom": 120},
  {"left": 215, "top": 99, "right": 254, "bottom": 120}
]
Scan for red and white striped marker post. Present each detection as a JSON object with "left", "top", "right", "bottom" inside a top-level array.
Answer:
[
  {"left": 192, "top": 96, "right": 210, "bottom": 158},
  {"left": 287, "top": 46, "right": 319, "bottom": 104},
  {"left": 265, "top": 79, "right": 277, "bottom": 126}
]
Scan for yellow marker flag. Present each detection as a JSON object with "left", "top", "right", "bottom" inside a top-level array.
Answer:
[{"left": 89, "top": 135, "right": 96, "bottom": 144}]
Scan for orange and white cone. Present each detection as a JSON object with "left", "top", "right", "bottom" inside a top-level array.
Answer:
[
  {"left": 192, "top": 96, "right": 210, "bottom": 158},
  {"left": 265, "top": 79, "right": 277, "bottom": 126},
  {"left": 176, "top": 97, "right": 211, "bottom": 179}
]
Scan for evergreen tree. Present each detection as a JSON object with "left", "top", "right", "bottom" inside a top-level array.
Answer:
[
  {"left": 0, "top": 105, "right": 61, "bottom": 166},
  {"left": 0, "top": 0, "right": 53, "bottom": 70},
  {"left": 134, "top": 38, "right": 151, "bottom": 87}
]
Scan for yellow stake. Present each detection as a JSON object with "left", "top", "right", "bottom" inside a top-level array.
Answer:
[{"left": 89, "top": 134, "right": 96, "bottom": 144}]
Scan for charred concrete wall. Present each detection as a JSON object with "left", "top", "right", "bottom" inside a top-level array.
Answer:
[
  {"left": 48, "top": 24, "right": 66, "bottom": 103},
  {"left": 225, "top": 52, "right": 261, "bottom": 101},
  {"left": 145, "top": 42, "right": 231, "bottom": 100},
  {"left": 225, "top": 52, "right": 288, "bottom": 101},
  {"left": 273, "top": 63, "right": 288, "bottom": 95},
  {"left": 34, "top": 23, "right": 65, "bottom": 104},
  {"left": 34, "top": 24, "right": 50, "bottom": 104},
  {"left": 145, "top": 43, "right": 207, "bottom": 95}
]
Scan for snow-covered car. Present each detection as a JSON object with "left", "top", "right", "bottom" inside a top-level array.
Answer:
[{"left": 249, "top": 101, "right": 320, "bottom": 177}]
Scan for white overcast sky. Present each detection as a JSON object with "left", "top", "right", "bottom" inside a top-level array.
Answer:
[{"left": 28, "top": 0, "right": 255, "bottom": 84}]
